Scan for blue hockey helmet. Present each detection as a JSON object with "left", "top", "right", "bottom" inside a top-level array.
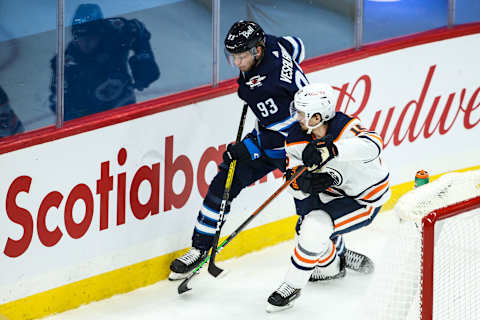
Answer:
[{"left": 72, "top": 3, "right": 104, "bottom": 38}]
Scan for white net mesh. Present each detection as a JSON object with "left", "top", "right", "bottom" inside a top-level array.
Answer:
[
  {"left": 395, "top": 171, "right": 480, "bottom": 222},
  {"left": 367, "top": 170, "right": 480, "bottom": 320},
  {"left": 433, "top": 212, "right": 480, "bottom": 319}
]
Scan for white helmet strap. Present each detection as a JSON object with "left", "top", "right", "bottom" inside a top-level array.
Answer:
[{"left": 304, "top": 112, "right": 323, "bottom": 134}]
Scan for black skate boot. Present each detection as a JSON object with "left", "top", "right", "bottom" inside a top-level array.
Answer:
[
  {"left": 168, "top": 247, "right": 208, "bottom": 281},
  {"left": 345, "top": 249, "right": 375, "bottom": 274},
  {"left": 266, "top": 282, "right": 301, "bottom": 313},
  {"left": 309, "top": 254, "right": 346, "bottom": 282}
]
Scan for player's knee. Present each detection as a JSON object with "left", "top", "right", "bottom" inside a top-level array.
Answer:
[{"left": 298, "top": 210, "right": 333, "bottom": 252}]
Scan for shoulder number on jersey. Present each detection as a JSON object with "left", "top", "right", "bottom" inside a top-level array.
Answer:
[
  {"left": 350, "top": 124, "right": 367, "bottom": 135},
  {"left": 257, "top": 98, "right": 278, "bottom": 117}
]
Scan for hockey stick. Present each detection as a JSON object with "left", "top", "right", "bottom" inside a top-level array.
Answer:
[
  {"left": 178, "top": 166, "right": 308, "bottom": 294},
  {"left": 207, "top": 103, "right": 249, "bottom": 277}
]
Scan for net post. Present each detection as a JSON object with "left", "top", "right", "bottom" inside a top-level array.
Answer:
[{"left": 421, "top": 212, "right": 436, "bottom": 320}]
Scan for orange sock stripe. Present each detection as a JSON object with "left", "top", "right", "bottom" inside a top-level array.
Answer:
[{"left": 293, "top": 247, "right": 319, "bottom": 265}]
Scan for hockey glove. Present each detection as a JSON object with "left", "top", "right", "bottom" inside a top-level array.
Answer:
[
  {"left": 302, "top": 135, "right": 338, "bottom": 169},
  {"left": 223, "top": 136, "right": 262, "bottom": 163},
  {"left": 129, "top": 53, "right": 160, "bottom": 91},
  {"left": 286, "top": 166, "right": 335, "bottom": 194}
]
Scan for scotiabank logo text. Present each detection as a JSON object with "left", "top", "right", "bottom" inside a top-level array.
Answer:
[
  {"left": 3, "top": 64, "right": 479, "bottom": 258},
  {"left": 2, "top": 136, "right": 281, "bottom": 258}
]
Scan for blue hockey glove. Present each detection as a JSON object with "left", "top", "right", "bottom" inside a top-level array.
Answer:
[
  {"left": 302, "top": 135, "right": 338, "bottom": 169},
  {"left": 223, "top": 136, "right": 261, "bottom": 163}
]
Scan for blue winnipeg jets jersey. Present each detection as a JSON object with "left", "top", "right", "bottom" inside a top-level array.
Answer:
[{"left": 237, "top": 34, "right": 308, "bottom": 159}]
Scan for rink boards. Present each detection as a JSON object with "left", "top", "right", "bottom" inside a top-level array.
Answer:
[{"left": 0, "top": 24, "right": 480, "bottom": 319}]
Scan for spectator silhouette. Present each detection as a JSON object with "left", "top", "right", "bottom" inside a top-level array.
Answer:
[
  {"left": 0, "top": 85, "right": 24, "bottom": 138},
  {"left": 49, "top": 3, "right": 160, "bottom": 121}
]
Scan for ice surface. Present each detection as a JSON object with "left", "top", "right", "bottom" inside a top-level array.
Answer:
[{"left": 42, "top": 211, "right": 399, "bottom": 320}]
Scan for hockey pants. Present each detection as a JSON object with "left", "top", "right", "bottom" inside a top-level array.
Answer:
[{"left": 192, "top": 157, "right": 286, "bottom": 251}]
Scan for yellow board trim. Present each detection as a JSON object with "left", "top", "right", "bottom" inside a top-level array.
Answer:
[{"left": 2, "top": 165, "right": 479, "bottom": 320}]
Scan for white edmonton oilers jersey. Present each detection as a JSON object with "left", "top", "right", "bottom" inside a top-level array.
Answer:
[{"left": 285, "top": 112, "right": 391, "bottom": 207}]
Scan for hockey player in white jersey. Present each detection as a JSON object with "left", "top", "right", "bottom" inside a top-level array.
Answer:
[{"left": 266, "top": 83, "right": 391, "bottom": 312}]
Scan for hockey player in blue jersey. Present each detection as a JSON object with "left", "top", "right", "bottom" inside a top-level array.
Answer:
[
  {"left": 169, "top": 20, "right": 308, "bottom": 279},
  {"left": 266, "top": 83, "right": 391, "bottom": 312},
  {"left": 49, "top": 4, "right": 160, "bottom": 121}
]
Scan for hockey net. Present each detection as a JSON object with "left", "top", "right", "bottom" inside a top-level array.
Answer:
[{"left": 367, "top": 170, "right": 480, "bottom": 320}]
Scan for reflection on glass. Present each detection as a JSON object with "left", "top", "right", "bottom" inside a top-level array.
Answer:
[
  {"left": 50, "top": 3, "right": 160, "bottom": 121},
  {"left": 127, "top": 0, "right": 212, "bottom": 97},
  {"left": 455, "top": 0, "right": 480, "bottom": 25},
  {"left": 0, "top": 1, "right": 57, "bottom": 135},
  {"left": 364, "top": 0, "right": 447, "bottom": 43},
  {"left": 219, "top": 0, "right": 355, "bottom": 82},
  {"left": 0, "top": 85, "right": 25, "bottom": 138}
]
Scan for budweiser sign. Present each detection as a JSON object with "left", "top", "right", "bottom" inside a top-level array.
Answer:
[{"left": 334, "top": 65, "right": 480, "bottom": 148}]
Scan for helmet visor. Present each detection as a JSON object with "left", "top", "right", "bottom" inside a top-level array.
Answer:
[{"left": 223, "top": 48, "right": 256, "bottom": 69}]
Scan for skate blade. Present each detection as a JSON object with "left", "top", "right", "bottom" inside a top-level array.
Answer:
[
  {"left": 309, "top": 269, "right": 346, "bottom": 282},
  {"left": 215, "top": 269, "right": 229, "bottom": 279},
  {"left": 266, "top": 302, "right": 295, "bottom": 313},
  {"left": 168, "top": 271, "right": 189, "bottom": 281}
]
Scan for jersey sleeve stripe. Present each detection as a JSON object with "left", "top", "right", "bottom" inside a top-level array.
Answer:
[
  {"left": 282, "top": 36, "right": 299, "bottom": 62},
  {"left": 362, "top": 181, "right": 389, "bottom": 200},
  {"left": 297, "top": 37, "right": 305, "bottom": 63},
  {"left": 364, "top": 132, "right": 384, "bottom": 148},
  {"left": 279, "top": 121, "right": 297, "bottom": 132},
  {"left": 355, "top": 173, "right": 389, "bottom": 197},
  {"left": 361, "top": 188, "right": 390, "bottom": 204},
  {"left": 265, "top": 115, "right": 297, "bottom": 132},
  {"left": 286, "top": 140, "right": 309, "bottom": 147}
]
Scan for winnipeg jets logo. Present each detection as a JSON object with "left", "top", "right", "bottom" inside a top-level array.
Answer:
[{"left": 246, "top": 75, "right": 266, "bottom": 89}]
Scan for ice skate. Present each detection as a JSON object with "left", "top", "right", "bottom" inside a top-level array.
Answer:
[
  {"left": 168, "top": 248, "right": 208, "bottom": 281},
  {"left": 345, "top": 249, "right": 374, "bottom": 274},
  {"left": 266, "top": 282, "right": 301, "bottom": 313},
  {"left": 309, "top": 254, "right": 346, "bottom": 282}
]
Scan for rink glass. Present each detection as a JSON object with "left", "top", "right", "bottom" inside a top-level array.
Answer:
[
  {"left": 0, "top": 0, "right": 479, "bottom": 131},
  {"left": 218, "top": 0, "right": 355, "bottom": 82},
  {"left": 0, "top": 1, "right": 57, "bottom": 135}
]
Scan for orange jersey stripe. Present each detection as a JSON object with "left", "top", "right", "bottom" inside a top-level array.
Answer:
[
  {"left": 362, "top": 181, "right": 389, "bottom": 200},
  {"left": 286, "top": 140, "right": 309, "bottom": 147},
  {"left": 366, "top": 133, "right": 384, "bottom": 148},
  {"left": 334, "top": 207, "right": 373, "bottom": 229},
  {"left": 294, "top": 247, "right": 319, "bottom": 265}
]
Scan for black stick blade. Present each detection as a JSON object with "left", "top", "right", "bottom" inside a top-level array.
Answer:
[
  {"left": 208, "top": 262, "right": 224, "bottom": 277},
  {"left": 178, "top": 278, "right": 192, "bottom": 294}
]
